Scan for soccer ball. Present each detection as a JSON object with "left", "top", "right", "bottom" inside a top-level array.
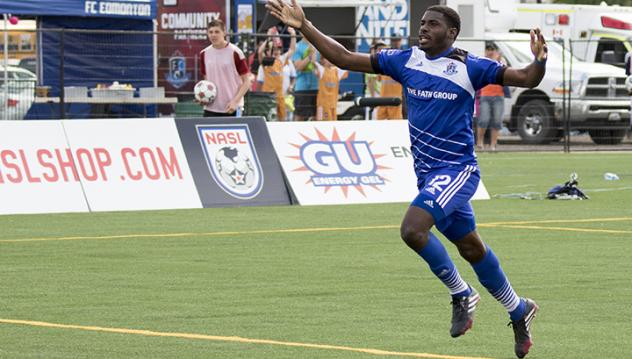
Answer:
[
  {"left": 625, "top": 75, "right": 632, "bottom": 95},
  {"left": 194, "top": 80, "right": 217, "bottom": 104},
  {"left": 215, "top": 146, "right": 255, "bottom": 189}
]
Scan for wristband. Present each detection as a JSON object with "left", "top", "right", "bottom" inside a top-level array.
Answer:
[{"left": 535, "top": 57, "right": 547, "bottom": 66}]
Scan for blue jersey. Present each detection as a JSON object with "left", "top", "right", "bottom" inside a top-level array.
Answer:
[{"left": 372, "top": 47, "right": 505, "bottom": 179}]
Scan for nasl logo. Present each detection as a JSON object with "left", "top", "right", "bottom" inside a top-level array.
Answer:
[
  {"left": 443, "top": 61, "right": 458, "bottom": 75},
  {"left": 197, "top": 125, "right": 263, "bottom": 199},
  {"left": 289, "top": 127, "right": 390, "bottom": 197}
]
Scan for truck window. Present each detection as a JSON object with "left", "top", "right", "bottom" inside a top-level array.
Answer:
[{"left": 595, "top": 38, "right": 627, "bottom": 67}]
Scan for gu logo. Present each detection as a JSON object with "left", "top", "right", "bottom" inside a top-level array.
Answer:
[
  {"left": 197, "top": 125, "right": 264, "bottom": 199},
  {"left": 443, "top": 61, "right": 458, "bottom": 75},
  {"left": 291, "top": 128, "right": 389, "bottom": 197}
]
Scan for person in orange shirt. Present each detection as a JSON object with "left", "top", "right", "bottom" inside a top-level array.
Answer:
[
  {"left": 257, "top": 27, "right": 296, "bottom": 121},
  {"left": 476, "top": 43, "right": 506, "bottom": 151},
  {"left": 314, "top": 57, "right": 348, "bottom": 121},
  {"left": 376, "top": 40, "right": 403, "bottom": 120}
]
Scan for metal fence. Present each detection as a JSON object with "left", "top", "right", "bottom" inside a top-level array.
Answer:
[{"left": 1, "top": 28, "right": 631, "bottom": 151}]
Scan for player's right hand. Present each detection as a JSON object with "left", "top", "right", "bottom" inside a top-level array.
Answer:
[{"left": 266, "top": 0, "right": 304, "bottom": 30}]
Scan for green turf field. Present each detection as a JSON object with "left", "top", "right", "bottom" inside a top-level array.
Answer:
[{"left": 1, "top": 152, "right": 631, "bottom": 359}]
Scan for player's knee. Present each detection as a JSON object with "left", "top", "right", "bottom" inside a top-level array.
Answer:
[
  {"left": 400, "top": 223, "right": 429, "bottom": 250},
  {"left": 455, "top": 232, "right": 486, "bottom": 262}
]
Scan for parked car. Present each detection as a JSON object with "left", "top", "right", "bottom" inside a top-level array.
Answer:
[
  {"left": 18, "top": 57, "right": 36, "bottom": 74},
  {"left": 0, "top": 65, "right": 37, "bottom": 120}
]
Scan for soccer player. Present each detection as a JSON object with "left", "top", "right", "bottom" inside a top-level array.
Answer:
[
  {"left": 265, "top": 1, "right": 547, "bottom": 358},
  {"left": 199, "top": 19, "right": 252, "bottom": 117}
]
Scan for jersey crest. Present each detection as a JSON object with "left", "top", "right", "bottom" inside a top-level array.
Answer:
[{"left": 443, "top": 62, "right": 458, "bottom": 76}]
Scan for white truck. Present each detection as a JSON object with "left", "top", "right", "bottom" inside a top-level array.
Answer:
[
  {"left": 485, "top": 32, "right": 629, "bottom": 145},
  {"left": 449, "top": 0, "right": 631, "bottom": 144},
  {"left": 503, "top": 2, "right": 632, "bottom": 68}
]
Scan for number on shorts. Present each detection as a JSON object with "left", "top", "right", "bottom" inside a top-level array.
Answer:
[{"left": 427, "top": 175, "right": 451, "bottom": 193}]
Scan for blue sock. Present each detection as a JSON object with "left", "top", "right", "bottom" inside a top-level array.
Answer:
[
  {"left": 471, "top": 246, "right": 526, "bottom": 320},
  {"left": 418, "top": 232, "right": 471, "bottom": 297}
]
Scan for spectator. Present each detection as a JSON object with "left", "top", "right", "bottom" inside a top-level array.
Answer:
[
  {"left": 376, "top": 39, "right": 403, "bottom": 120},
  {"left": 292, "top": 35, "right": 320, "bottom": 121},
  {"left": 476, "top": 43, "right": 505, "bottom": 151},
  {"left": 199, "top": 19, "right": 252, "bottom": 117},
  {"left": 364, "top": 40, "right": 385, "bottom": 98},
  {"left": 390, "top": 32, "right": 404, "bottom": 50},
  {"left": 314, "top": 57, "right": 348, "bottom": 121},
  {"left": 257, "top": 26, "right": 297, "bottom": 121},
  {"left": 391, "top": 32, "right": 409, "bottom": 119},
  {"left": 282, "top": 60, "right": 297, "bottom": 121}
]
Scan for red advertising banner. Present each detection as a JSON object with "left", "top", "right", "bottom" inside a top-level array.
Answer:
[{"left": 157, "top": 0, "right": 226, "bottom": 96}]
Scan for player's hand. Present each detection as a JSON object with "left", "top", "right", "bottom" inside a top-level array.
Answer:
[
  {"left": 194, "top": 97, "right": 208, "bottom": 106},
  {"left": 265, "top": 0, "right": 305, "bottom": 30},
  {"left": 530, "top": 28, "right": 548, "bottom": 62},
  {"left": 226, "top": 100, "right": 238, "bottom": 114}
]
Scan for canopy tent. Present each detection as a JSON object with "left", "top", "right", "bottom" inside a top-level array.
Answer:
[{"left": 0, "top": 0, "right": 157, "bottom": 118}]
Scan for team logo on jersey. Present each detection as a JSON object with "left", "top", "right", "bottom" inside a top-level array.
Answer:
[
  {"left": 166, "top": 51, "right": 191, "bottom": 89},
  {"left": 197, "top": 125, "right": 264, "bottom": 199},
  {"left": 443, "top": 61, "right": 458, "bottom": 75},
  {"left": 288, "top": 127, "right": 391, "bottom": 197}
]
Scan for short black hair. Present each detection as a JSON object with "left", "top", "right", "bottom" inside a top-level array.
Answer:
[{"left": 426, "top": 5, "right": 461, "bottom": 37}]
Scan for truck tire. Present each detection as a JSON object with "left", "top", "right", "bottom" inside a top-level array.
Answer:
[
  {"left": 588, "top": 128, "right": 626, "bottom": 145},
  {"left": 515, "top": 99, "right": 559, "bottom": 144}
]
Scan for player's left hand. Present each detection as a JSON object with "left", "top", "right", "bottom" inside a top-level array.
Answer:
[
  {"left": 266, "top": 0, "right": 304, "bottom": 29},
  {"left": 226, "top": 100, "right": 238, "bottom": 114},
  {"left": 530, "top": 28, "right": 548, "bottom": 62}
]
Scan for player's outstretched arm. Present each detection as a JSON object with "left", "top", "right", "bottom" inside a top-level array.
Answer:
[
  {"left": 266, "top": 0, "right": 374, "bottom": 73},
  {"left": 503, "top": 28, "right": 547, "bottom": 88}
]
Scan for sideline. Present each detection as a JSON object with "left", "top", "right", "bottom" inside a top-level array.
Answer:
[
  {"left": 1, "top": 217, "right": 630, "bottom": 244},
  {"left": 0, "top": 318, "right": 493, "bottom": 359}
]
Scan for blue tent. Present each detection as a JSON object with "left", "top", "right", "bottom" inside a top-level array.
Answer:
[{"left": 0, "top": 0, "right": 157, "bottom": 119}]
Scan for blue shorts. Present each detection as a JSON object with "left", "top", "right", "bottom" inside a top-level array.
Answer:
[{"left": 411, "top": 165, "right": 480, "bottom": 241}]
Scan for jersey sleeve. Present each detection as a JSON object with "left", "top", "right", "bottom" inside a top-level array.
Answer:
[
  {"left": 199, "top": 50, "right": 206, "bottom": 78},
  {"left": 233, "top": 49, "right": 250, "bottom": 76},
  {"left": 371, "top": 49, "right": 408, "bottom": 83},
  {"left": 466, "top": 54, "right": 506, "bottom": 90}
]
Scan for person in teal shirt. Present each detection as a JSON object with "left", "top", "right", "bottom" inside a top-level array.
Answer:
[{"left": 291, "top": 37, "right": 319, "bottom": 121}]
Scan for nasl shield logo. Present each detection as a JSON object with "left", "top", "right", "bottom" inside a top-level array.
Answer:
[
  {"left": 197, "top": 125, "right": 264, "bottom": 199},
  {"left": 166, "top": 52, "right": 191, "bottom": 89}
]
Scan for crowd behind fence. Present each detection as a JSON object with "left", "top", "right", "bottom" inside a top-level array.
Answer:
[{"left": 1, "top": 28, "right": 631, "bottom": 151}]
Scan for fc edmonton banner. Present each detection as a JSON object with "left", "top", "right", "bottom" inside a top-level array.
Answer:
[
  {"left": 176, "top": 117, "right": 291, "bottom": 207},
  {"left": 0, "top": 0, "right": 156, "bottom": 19},
  {"left": 267, "top": 121, "right": 489, "bottom": 206}
]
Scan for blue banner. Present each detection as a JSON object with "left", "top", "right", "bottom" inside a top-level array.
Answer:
[
  {"left": 356, "top": 0, "right": 410, "bottom": 53},
  {"left": 0, "top": 0, "right": 156, "bottom": 20}
]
